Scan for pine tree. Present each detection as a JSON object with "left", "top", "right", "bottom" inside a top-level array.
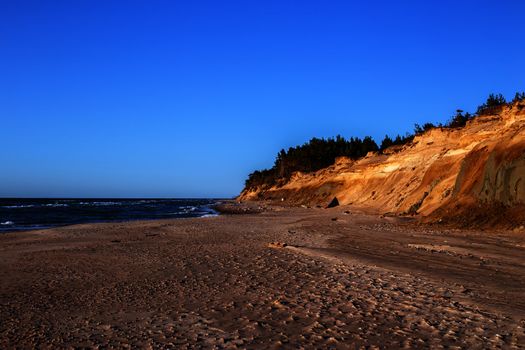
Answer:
[
  {"left": 448, "top": 109, "right": 468, "bottom": 128},
  {"left": 476, "top": 93, "right": 507, "bottom": 115},
  {"left": 380, "top": 135, "right": 394, "bottom": 151},
  {"left": 513, "top": 92, "right": 525, "bottom": 103}
]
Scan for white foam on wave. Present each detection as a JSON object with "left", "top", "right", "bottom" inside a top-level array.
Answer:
[
  {"left": 200, "top": 213, "right": 219, "bottom": 218},
  {"left": 180, "top": 205, "right": 197, "bottom": 211},
  {"left": 2, "top": 205, "right": 34, "bottom": 209},
  {"left": 78, "top": 201, "right": 120, "bottom": 206},
  {"left": 137, "top": 200, "right": 157, "bottom": 204},
  {"left": 1, "top": 221, "right": 14, "bottom": 225}
]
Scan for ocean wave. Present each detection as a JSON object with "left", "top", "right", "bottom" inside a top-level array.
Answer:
[
  {"left": 200, "top": 213, "right": 218, "bottom": 218},
  {"left": 136, "top": 200, "right": 158, "bottom": 204},
  {"left": 2, "top": 205, "right": 35, "bottom": 209},
  {"left": 2, "top": 203, "right": 70, "bottom": 209},
  {"left": 1, "top": 221, "right": 14, "bottom": 225},
  {"left": 179, "top": 206, "right": 197, "bottom": 213},
  {"left": 78, "top": 201, "right": 121, "bottom": 206}
]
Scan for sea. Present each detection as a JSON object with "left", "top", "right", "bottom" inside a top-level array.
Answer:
[{"left": 0, "top": 198, "right": 220, "bottom": 233}]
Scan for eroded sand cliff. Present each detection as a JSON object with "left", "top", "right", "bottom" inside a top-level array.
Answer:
[{"left": 240, "top": 102, "right": 525, "bottom": 226}]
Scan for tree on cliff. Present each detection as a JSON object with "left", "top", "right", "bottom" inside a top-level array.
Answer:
[
  {"left": 414, "top": 123, "right": 435, "bottom": 135},
  {"left": 380, "top": 135, "right": 393, "bottom": 151},
  {"left": 513, "top": 92, "right": 525, "bottom": 103},
  {"left": 446, "top": 109, "right": 473, "bottom": 128},
  {"left": 476, "top": 93, "right": 507, "bottom": 115}
]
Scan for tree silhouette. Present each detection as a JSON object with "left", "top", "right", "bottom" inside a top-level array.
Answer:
[
  {"left": 476, "top": 93, "right": 506, "bottom": 115},
  {"left": 447, "top": 109, "right": 469, "bottom": 128},
  {"left": 512, "top": 92, "right": 525, "bottom": 103},
  {"left": 380, "top": 135, "right": 393, "bottom": 150}
]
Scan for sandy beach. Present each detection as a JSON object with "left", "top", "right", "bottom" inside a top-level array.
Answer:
[{"left": 1, "top": 204, "right": 525, "bottom": 348}]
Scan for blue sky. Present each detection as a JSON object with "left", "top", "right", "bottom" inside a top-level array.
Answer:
[{"left": 1, "top": 0, "right": 524, "bottom": 198}]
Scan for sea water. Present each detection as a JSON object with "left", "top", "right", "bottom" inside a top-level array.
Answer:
[{"left": 0, "top": 198, "right": 220, "bottom": 233}]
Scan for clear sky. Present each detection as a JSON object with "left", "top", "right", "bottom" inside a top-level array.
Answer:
[{"left": 1, "top": 0, "right": 524, "bottom": 198}]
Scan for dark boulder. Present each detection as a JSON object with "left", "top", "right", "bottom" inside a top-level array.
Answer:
[{"left": 326, "top": 197, "right": 339, "bottom": 208}]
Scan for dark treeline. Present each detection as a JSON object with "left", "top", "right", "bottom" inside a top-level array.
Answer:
[
  {"left": 244, "top": 92, "right": 525, "bottom": 191},
  {"left": 245, "top": 136, "right": 378, "bottom": 190}
]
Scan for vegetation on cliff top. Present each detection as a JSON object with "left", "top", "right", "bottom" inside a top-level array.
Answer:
[
  {"left": 244, "top": 92, "right": 524, "bottom": 191},
  {"left": 245, "top": 136, "right": 379, "bottom": 190}
]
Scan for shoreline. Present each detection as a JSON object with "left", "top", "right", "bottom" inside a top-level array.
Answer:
[{"left": 1, "top": 206, "right": 524, "bottom": 347}]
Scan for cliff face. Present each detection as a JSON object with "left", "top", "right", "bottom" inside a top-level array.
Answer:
[{"left": 239, "top": 103, "right": 525, "bottom": 224}]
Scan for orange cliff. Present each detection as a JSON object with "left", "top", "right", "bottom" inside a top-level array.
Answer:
[{"left": 239, "top": 102, "right": 525, "bottom": 226}]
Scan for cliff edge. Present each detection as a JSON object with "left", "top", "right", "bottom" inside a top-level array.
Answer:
[{"left": 239, "top": 102, "right": 525, "bottom": 227}]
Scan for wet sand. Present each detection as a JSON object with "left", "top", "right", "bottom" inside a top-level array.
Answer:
[{"left": 1, "top": 205, "right": 525, "bottom": 348}]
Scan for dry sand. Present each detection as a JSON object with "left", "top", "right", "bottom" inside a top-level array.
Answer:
[{"left": 1, "top": 205, "right": 525, "bottom": 348}]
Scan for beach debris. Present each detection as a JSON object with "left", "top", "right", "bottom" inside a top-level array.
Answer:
[
  {"left": 331, "top": 217, "right": 338, "bottom": 221},
  {"left": 326, "top": 197, "right": 339, "bottom": 208},
  {"left": 268, "top": 241, "right": 288, "bottom": 249}
]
